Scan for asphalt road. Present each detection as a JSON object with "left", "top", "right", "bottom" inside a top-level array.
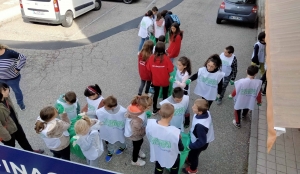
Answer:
[{"left": 1, "top": 0, "right": 258, "bottom": 173}]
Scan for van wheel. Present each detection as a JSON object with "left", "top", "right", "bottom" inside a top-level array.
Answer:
[
  {"left": 94, "top": 0, "right": 102, "bottom": 11},
  {"left": 62, "top": 10, "right": 73, "bottom": 27},
  {"left": 216, "top": 18, "right": 222, "bottom": 24},
  {"left": 123, "top": 0, "right": 133, "bottom": 4}
]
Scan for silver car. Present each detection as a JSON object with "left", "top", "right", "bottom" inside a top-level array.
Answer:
[{"left": 216, "top": 0, "right": 258, "bottom": 28}]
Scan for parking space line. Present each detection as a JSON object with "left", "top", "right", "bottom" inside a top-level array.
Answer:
[
  {"left": 70, "top": 5, "right": 118, "bottom": 38},
  {"left": 146, "top": 0, "right": 156, "bottom": 9}
]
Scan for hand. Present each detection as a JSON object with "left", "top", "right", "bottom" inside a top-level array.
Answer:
[
  {"left": 230, "top": 80, "right": 234, "bottom": 85},
  {"left": 145, "top": 110, "right": 152, "bottom": 118},
  {"left": 228, "top": 94, "right": 233, "bottom": 99},
  {"left": 257, "top": 103, "right": 262, "bottom": 106},
  {"left": 169, "top": 77, "right": 176, "bottom": 83},
  {"left": 14, "top": 69, "right": 19, "bottom": 73},
  {"left": 185, "top": 79, "right": 191, "bottom": 85},
  {"left": 215, "top": 94, "right": 220, "bottom": 101}
]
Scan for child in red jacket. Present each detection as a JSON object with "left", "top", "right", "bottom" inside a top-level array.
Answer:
[
  {"left": 147, "top": 42, "right": 174, "bottom": 114},
  {"left": 167, "top": 22, "right": 183, "bottom": 63},
  {"left": 230, "top": 65, "right": 262, "bottom": 128},
  {"left": 138, "top": 40, "right": 154, "bottom": 96}
]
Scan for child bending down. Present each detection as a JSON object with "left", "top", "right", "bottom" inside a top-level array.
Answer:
[{"left": 74, "top": 116, "right": 104, "bottom": 167}]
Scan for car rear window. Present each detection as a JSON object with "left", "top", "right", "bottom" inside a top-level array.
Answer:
[{"left": 226, "top": 0, "right": 256, "bottom": 4}]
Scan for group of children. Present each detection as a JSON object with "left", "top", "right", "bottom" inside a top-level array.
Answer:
[{"left": 0, "top": 6, "right": 267, "bottom": 173}]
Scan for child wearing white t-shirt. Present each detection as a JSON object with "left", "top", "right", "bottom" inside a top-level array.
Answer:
[
  {"left": 187, "top": 54, "right": 225, "bottom": 109},
  {"left": 96, "top": 96, "right": 127, "bottom": 162},
  {"left": 146, "top": 103, "right": 184, "bottom": 174},
  {"left": 230, "top": 65, "right": 262, "bottom": 128},
  {"left": 160, "top": 87, "right": 190, "bottom": 129},
  {"left": 74, "top": 116, "right": 104, "bottom": 167}
]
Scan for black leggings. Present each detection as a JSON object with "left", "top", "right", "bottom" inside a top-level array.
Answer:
[
  {"left": 260, "top": 71, "right": 267, "bottom": 93},
  {"left": 155, "top": 154, "right": 180, "bottom": 174},
  {"left": 188, "top": 143, "right": 209, "bottom": 171},
  {"left": 132, "top": 138, "right": 144, "bottom": 162},
  {"left": 234, "top": 109, "right": 249, "bottom": 124},
  {"left": 202, "top": 97, "right": 213, "bottom": 109},
  {"left": 2, "top": 123, "right": 33, "bottom": 152},
  {"left": 50, "top": 145, "right": 70, "bottom": 161},
  {"left": 153, "top": 85, "right": 169, "bottom": 110}
]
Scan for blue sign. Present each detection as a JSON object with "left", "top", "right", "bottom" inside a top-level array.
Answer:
[{"left": 0, "top": 145, "right": 119, "bottom": 174}]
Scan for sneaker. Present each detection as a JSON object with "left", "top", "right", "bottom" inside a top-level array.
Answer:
[
  {"left": 149, "top": 87, "right": 155, "bottom": 94},
  {"left": 261, "top": 92, "right": 266, "bottom": 96},
  {"left": 182, "top": 166, "right": 198, "bottom": 174},
  {"left": 216, "top": 98, "right": 222, "bottom": 105},
  {"left": 232, "top": 120, "right": 241, "bottom": 128},
  {"left": 115, "top": 145, "right": 127, "bottom": 155},
  {"left": 131, "top": 158, "right": 146, "bottom": 166},
  {"left": 105, "top": 153, "right": 113, "bottom": 162},
  {"left": 138, "top": 150, "right": 146, "bottom": 158},
  {"left": 20, "top": 105, "right": 26, "bottom": 111},
  {"left": 33, "top": 149, "right": 44, "bottom": 154},
  {"left": 152, "top": 108, "right": 160, "bottom": 115}
]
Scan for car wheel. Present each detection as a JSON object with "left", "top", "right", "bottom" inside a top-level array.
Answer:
[
  {"left": 216, "top": 18, "right": 222, "bottom": 24},
  {"left": 123, "top": 0, "right": 133, "bottom": 4},
  {"left": 94, "top": 0, "right": 102, "bottom": 11},
  {"left": 62, "top": 10, "right": 73, "bottom": 27}
]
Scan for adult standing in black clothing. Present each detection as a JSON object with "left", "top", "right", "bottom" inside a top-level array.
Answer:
[{"left": 0, "top": 82, "right": 44, "bottom": 153}]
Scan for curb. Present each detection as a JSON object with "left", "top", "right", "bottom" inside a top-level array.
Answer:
[{"left": 247, "top": 0, "right": 265, "bottom": 173}]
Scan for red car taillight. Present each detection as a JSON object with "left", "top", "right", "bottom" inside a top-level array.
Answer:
[
  {"left": 220, "top": 2, "right": 225, "bottom": 9},
  {"left": 252, "top": 6, "right": 258, "bottom": 13},
  {"left": 19, "top": 0, "right": 23, "bottom": 8},
  {"left": 53, "top": 0, "right": 60, "bottom": 12}
]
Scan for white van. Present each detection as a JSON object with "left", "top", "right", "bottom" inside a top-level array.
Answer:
[{"left": 20, "top": 0, "right": 101, "bottom": 27}]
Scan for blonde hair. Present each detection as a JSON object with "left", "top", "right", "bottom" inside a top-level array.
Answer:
[
  {"left": 194, "top": 99, "right": 208, "bottom": 113},
  {"left": 159, "top": 103, "right": 174, "bottom": 119},
  {"left": 131, "top": 95, "right": 153, "bottom": 110},
  {"left": 0, "top": 44, "right": 9, "bottom": 50},
  {"left": 74, "top": 116, "right": 92, "bottom": 135}
]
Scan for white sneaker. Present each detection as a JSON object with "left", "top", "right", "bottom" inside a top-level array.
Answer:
[
  {"left": 139, "top": 150, "right": 146, "bottom": 158},
  {"left": 131, "top": 158, "right": 146, "bottom": 166}
]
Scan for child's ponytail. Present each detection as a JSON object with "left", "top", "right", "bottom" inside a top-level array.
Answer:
[
  {"left": 35, "top": 106, "right": 57, "bottom": 134},
  {"left": 131, "top": 95, "right": 153, "bottom": 111},
  {"left": 34, "top": 121, "right": 46, "bottom": 134}
]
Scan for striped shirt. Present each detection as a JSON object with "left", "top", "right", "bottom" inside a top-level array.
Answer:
[{"left": 0, "top": 49, "right": 26, "bottom": 79}]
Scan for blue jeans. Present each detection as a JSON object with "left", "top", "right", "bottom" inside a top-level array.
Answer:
[
  {"left": 0, "top": 75, "right": 24, "bottom": 108},
  {"left": 138, "top": 37, "right": 149, "bottom": 52}
]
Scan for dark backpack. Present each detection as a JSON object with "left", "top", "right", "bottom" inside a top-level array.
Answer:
[{"left": 170, "top": 14, "right": 180, "bottom": 25}]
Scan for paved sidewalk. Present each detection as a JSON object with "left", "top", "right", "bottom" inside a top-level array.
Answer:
[{"left": 254, "top": 97, "right": 300, "bottom": 174}]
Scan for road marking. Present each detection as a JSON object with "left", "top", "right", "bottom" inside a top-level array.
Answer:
[
  {"left": 146, "top": 0, "right": 156, "bottom": 9},
  {"left": 70, "top": 5, "right": 118, "bottom": 38}
]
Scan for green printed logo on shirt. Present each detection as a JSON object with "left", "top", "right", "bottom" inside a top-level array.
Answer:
[
  {"left": 64, "top": 105, "right": 75, "bottom": 113},
  {"left": 222, "top": 60, "right": 230, "bottom": 66},
  {"left": 148, "top": 135, "right": 171, "bottom": 148},
  {"left": 201, "top": 76, "right": 218, "bottom": 86},
  {"left": 103, "top": 118, "right": 125, "bottom": 129},
  {"left": 88, "top": 104, "right": 95, "bottom": 111},
  {"left": 174, "top": 107, "right": 185, "bottom": 116},
  {"left": 240, "top": 88, "right": 257, "bottom": 96}
]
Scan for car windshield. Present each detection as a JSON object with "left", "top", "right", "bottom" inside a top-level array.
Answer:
[{"left": 226, "top": 0, "right": 256, "bottom": 4}]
